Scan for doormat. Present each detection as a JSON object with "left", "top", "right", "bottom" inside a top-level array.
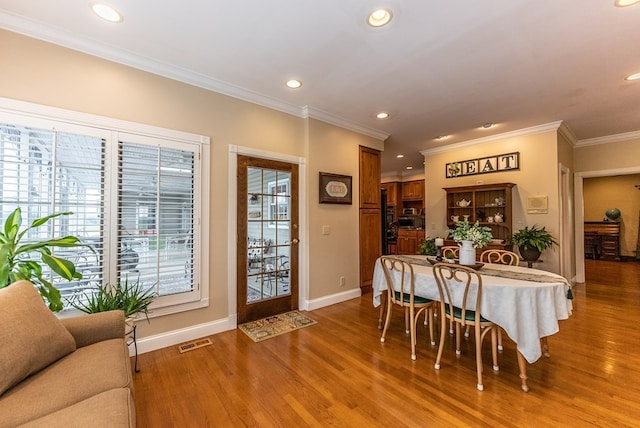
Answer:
[{"left": 238, "top": 310, "right": 317, "bottom": 342}]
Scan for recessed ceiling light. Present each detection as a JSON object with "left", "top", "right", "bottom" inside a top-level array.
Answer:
[
  {"left": 614, "top": 0, "right": 640, "bottom": 7},
  {"left": 376, "top": 112, "right": 390, "bottom": 119},
  {"left": 406, "top": 166, "right": 413, "bottom": 170},
  {"left": 367, "top": 9, "right": 393, "bottom": 27},
  {"left": 396, "top": 154, "right": 404, "bottom": 158},
  {"left": 285, "top": 79, "right": 302, "bottom": 89},
  {"left": 482, "top": 123, "right": 494, "bottom": 129},
  {"left": 625, "top": 72, "right": 640, "bottom": 81},
  {"left": 435, "top": 135, "right": 449, "bottom": 140},
  {"left": 90, "top": 2, "right": 123, "bottom": 23}
]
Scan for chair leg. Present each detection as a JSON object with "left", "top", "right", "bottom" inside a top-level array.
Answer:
[
  {"left": 404, "top": 307, "right": 410, "bottom": 335},
  {"left": 380, "top": 292, "right": 393, "bottom": 343},
  {"left": 428, "top": 307, "right": 435, "bottom": 346},
  {"left": 464, "top": 325, "right": 470, "bottom": 338},
  {"left": 491, "top": 327, "right": 499, "bottom": 371},
  {"left": 410, "top": 306, "right": 418, "bottom": 360},
  {"left": 541, "top": 337, "right": 550, "bottom": 357},
  {"left": 475, "top": 324, "right": 484, "bottom": 391},
  {"left": 434, "top": 309, "right": 447, "bottom": 370},
  {"left": 455, "top": 323, "right": 462, "bottom": 355},
  {"left": 378, "top": 292, "right": 387, "bottom": 330}
]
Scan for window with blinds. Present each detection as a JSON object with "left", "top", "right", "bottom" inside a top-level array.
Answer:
[{"left": 0, "top": 107, "right": 207, "bottom": 315}]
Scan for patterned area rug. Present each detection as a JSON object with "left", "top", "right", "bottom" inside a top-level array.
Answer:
[{"left": 239, "top": 310, "right": 317, "bottom": 342}]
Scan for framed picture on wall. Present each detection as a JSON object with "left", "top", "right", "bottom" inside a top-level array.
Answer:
[{"left": 319, "top": 172, "right": 352, "bottom": 204}]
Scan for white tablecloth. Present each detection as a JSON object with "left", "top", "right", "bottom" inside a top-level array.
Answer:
[{"left": 372, "top": 255, "right": 573, "bottom": 363}]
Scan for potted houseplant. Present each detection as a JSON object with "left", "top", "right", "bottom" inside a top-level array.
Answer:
[
  {"left": 69, "top": 276, "right": 157, "bottom": 323},
  {"left": 448, "top": 221, "right": 493, "bottom": 265},
  {"left": 511, "top": 224, "right": 558, "bottom": 261},
  {"left": 418, "top": 238, "right": 437, "bottom": 256},
  {"left": 0, "top": 207, "right": 85, "bottom": 311}
]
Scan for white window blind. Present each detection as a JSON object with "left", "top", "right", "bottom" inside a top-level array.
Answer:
[{"left": 0, "top": 104, "right": 208, "bottom": 315}]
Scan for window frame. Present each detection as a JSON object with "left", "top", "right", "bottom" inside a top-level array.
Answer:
[{"left": 0, "top": 98, "right": 210, "bottom": 317}]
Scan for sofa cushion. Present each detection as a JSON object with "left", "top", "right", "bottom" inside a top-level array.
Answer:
[
  {"left": 18, "top": 388, "right": 135, "bottom": 428},
  {"left": 0, "top": 338, "right": 132, "bottom": 427},
  {"left": 0, "top": 280, "right": 76, "bottom": 396}
]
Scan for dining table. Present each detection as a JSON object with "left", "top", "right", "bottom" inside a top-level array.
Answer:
[{"left": 372, "top": 255, "right": 573, "bottom": 392}]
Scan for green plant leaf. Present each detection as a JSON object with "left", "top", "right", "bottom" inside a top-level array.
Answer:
[
  {"left": 29, "top": 211, "right": 73, "bottom": 228},
  {"left": 42, "top": 253, "right": 81, "bottom": 281},
  {"left": 4, "top": 208, "right": 21, "bottom": 242}
]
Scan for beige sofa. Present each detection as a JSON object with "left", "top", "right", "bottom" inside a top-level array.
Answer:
[{"left": 0, "top": 280, "right": 135, "bottom": 427}]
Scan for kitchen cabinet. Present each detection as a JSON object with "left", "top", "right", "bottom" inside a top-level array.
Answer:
[
  {"left": 381, "top": 182, "right": 399, "bottom": 206},
  {"left": 402, "top": 180, "right": 424, "bottom": 201},
  {"left": 443, "top": 183, "right": 515, "bottom": 249},
  {"left": 397, "top": 229, "right": 424, "bottom": 255},
  {"left": 359, "top": 146, "right": 381, "bottom": 289}
]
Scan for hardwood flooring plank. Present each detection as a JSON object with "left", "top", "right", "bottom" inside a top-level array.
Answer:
[{"left": 133, "top": 259, "right": 640, "bottom": 427}]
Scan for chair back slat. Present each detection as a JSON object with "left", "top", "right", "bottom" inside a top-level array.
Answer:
[
  {"left": 433, "top": 263, "right": 483, "bottom": 326},
  {"left": 480, "top": 249, "right": 520, "bottom": 266},
  {"left": 380, "top": 256, "right": 417, "bottom": 305}
]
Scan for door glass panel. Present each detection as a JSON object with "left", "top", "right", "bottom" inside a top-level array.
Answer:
[{"left": 246, "top": 167, "right": 292, "bottom": 303}]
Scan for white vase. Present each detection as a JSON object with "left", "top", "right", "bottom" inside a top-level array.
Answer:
[{"left": 458, "top": 240, "right": 476, "bottom": 266}]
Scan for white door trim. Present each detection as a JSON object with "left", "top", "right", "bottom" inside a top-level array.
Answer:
[{"left": 574, "top": 166, "right": 640, "bottom": 283}]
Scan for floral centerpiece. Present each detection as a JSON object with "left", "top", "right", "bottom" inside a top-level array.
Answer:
[
  {"left": 448, "top": 220, "right": 493, "bottom": 248},
  {"left": 448, "top": 221, "right": 493, "bottom": 266}
]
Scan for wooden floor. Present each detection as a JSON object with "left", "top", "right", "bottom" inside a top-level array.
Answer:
[{"left": 133, "top": 259, "right": 640, "bottom": 427}]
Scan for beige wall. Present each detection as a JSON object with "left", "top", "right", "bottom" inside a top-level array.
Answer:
[
  {"left": 583, "top": 175, "right": 640, "bottom": 257},
  {"left": 0, "top": 30, "right": 383, "bottom": 340},
  {"left": 424, "top": 130, "right": 562, "bottom": 273},
  {"left": 307, "top": 119, "right": 381, "bottom": 299},
  {"left": 574, "top": 137, "right": 640, "bottom": 173}
]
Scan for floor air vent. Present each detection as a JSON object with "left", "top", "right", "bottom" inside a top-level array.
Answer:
[{"left": 178, "top": 338, "right": 213, "bottom": 353}]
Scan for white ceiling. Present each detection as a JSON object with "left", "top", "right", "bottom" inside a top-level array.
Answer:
[{"left": 1, "top": 1, "right": 639, "bottom": 175}]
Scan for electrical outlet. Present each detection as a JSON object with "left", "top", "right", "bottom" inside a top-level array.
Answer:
[{"left": 339, "top": 276, "right": 346, "bottom": 287}]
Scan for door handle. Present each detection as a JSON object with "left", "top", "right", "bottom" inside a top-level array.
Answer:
[{"left": 291, "top": 238, "right": 299, "bottom": 245}]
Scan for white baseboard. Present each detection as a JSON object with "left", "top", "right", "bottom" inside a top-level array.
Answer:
[
  {"left": 132, "top": 317, "right": 235, "bottom": 356},
  {"left": 303, "top": 287, "right": 362, "bottom": 311},
  {"left": 132, "top": 288, "right": 362, "bottom": 356}
]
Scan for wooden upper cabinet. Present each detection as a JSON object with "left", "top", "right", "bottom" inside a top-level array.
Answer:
[
  {"left": 402, "top": 180, "right": 424, "bottom": 201},
  {"left": 359, "top": 146, "right": 381, "bottom": 209},
  {"left": 381, "top": 182, "right": 399, "bottom": 206}
]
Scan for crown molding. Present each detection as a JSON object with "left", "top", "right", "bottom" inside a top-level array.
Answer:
[
  {"left": 575, "top": 129, "right": 640, "bottom": 147},
  {"left": 302, "top": 106, "right": 389, "bottom": 141},
  {"left": 557, "top": 122, "right": 577, "bottom": 146},
  {"left": 420, "top": 121, "right": 563, "bottom": 156},
  {"left": 1, "top": 11, "right": 388, "bottom": 141}
]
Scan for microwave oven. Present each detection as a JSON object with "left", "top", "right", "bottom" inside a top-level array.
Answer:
[
  {"left": 397, "top": 214, "right": 425, "bottom": 229},
  {"left": 402, "top": 208, "right": 416, "bottom": 215}
]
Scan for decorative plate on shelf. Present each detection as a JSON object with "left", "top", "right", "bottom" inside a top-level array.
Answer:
[{"left": 426, "top": 257, "right": 485, "bottom": 270}]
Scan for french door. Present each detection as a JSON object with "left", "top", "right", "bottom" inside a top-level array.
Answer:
[{"left": 237, "top": 155, "right": 299, "bottom": 323}]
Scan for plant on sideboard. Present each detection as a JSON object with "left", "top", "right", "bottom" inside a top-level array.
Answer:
[
  {"left": 0, "top": 207, "right": 84, "bottom": 311},
  {"left": 511, "top": 224, "right": 558, "bottom": 261},
  {"left": 418, "top": 238, "right": 437, "bottom": 256}
]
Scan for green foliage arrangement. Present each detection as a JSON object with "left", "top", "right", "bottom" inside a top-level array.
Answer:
[
  {"left": 448, "top": 220, "right": 493, "bottom": 248},
  {"left": 70, "top": 277, "right": 157, "bottom": 322},
  {"left": 511, "top": 225, "right": 558, "bottom": 252},
  {"left": 418, "top": 238, "right": 437, "bottom": 256},
  {"left": 0, "top": 208, "right": 84, "bottom": 311}
]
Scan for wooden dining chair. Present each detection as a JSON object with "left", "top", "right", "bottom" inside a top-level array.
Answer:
[
  {"left": 379, "top": 256, "right": 437, "bottom": 360},
  {"left": 477, "top": 249, "right": 520, "bottom": 347},
  {"left": 480, "top": 249, "right": 520, "bottom": 266},
  {"left": 432, "top": 263, "right": 499, "bottom": 391},
  {"left": 441, "top": 246, "right": 459, "bottom": 259}
]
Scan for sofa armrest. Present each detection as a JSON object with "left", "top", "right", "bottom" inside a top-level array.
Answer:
[{"left": 60, "top": 310, "right": 125, "bottom": 348}]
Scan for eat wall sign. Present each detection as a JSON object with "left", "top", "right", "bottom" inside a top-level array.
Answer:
[{"left": 445, "top": 152, "right": 519, "bottom": 178}]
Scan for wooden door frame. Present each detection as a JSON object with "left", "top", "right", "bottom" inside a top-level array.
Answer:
[{"left": 227, "top": 145, "right": 308, "bottom": 327}]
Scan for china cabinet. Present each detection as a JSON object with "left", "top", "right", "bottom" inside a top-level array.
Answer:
[{"left": 443, "top": 183, "right": 516, "bottom": 249}]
